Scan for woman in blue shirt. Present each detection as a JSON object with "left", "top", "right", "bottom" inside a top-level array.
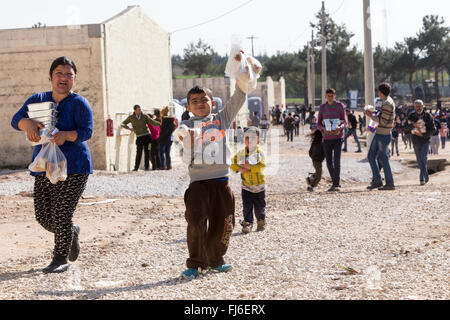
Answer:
[{"left": 11, "top": 56, "right": 93, "bottom": 274}]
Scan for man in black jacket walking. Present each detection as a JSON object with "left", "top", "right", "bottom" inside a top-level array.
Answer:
[{"left": 342, "top": 109, "right": 362, "bottom": 153}]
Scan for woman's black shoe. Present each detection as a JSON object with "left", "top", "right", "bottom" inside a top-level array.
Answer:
[{"left": 42, "top": 256, "right": 69, "bottom": 274}]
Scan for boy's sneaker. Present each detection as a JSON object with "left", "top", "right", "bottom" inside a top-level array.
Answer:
[
  {"left": 256, "top": 220, "right": 266, "bottom": 232},
  {"left": 240, "top": 221, "right": 253, "bottom": 234},
  {"left": 307, "top": 186, "right": 314, "bottom": 192},
  {"left": 181, "top": 268, "right": 200, "bottom": 278},
  {"left": 210, "top": 264, "right": 233, "bottom": 273}
]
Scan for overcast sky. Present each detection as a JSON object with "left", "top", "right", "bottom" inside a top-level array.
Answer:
[{"left": 1, "top": 0, "right": 449, "bottom": 56}]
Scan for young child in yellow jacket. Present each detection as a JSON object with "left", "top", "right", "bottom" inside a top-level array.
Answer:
[{"left": 230, "top": 127, "right": 267, "bottom": 234}]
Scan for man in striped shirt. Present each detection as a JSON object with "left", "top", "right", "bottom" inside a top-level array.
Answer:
[{"left": 365, "top": 83, "right": 396, "bottom": 191}]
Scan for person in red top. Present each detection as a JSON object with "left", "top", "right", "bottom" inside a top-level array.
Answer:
[
  {"left": 147, "top": 109, "right": 162, "bottom": 170},
  {"left": 317, "top": 88, "right": 347, "bottom": 192}
]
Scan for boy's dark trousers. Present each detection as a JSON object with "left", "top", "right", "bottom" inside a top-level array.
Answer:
[
  {"left": 135, "top": 134, "right": 152, "bottom": 170},
  {"left": 184, "top": 179, "right": 235, "bottom": 269},
  {"left": 308, "top": 161, "right": 323, "bottom": 188},
  {"left": 323, "top": 139, "right": 342, "bottom": 187},
  {"left": 242, "top": 189, "right": 266, "bottom": 224}
]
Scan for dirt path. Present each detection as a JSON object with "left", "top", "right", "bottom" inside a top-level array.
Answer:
[{"left": 0, "top": 130, "right": 449, "bottom": 300}]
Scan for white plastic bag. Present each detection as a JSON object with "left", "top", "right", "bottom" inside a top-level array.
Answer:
[
  {"left": 225, "top": 36, "right": 262, "bottom": 94},
  {"left": 29, "top": 142, "right": 67, "bottom": 184}
]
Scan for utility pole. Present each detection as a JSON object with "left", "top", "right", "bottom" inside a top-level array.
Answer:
[
  {"left": 321, "top": 1, "right": 327, "bottom": 104},
  {"left": 247, "top": 35, "right": 259, "bottom": 57},
  {"left": 363, "top": 0, "right": 375, "bottom": 110},
  {"left": 307, "top": 45, "right": 311, "bottom": 108},
  {"left": 311, "top": 30, "right": 316, "bottom": 109}
]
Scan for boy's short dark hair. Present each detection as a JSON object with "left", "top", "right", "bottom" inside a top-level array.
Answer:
[
  {"left": 133, "top": 105, "right": 140, "bottom": 110},
  {"left": 187, "top": 86, "right": 213, "bottom": 104},
  {"left": 244, "top": 126, "right": 260, "bottom": 138},
  {"left": 49, "top": 56, "right": 77, "bottom": 78},
  {"left": 326, "top": 88, "right": 336, "bottom": 95},
  {"left": 378, "top": 82, "right": 391, "bottom": 96}
]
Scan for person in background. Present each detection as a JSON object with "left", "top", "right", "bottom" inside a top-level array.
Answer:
[
  {"left": 284, "top": 113, "right": 295, "bottom": 142},
  {"left": 250, "top": 112, "right": 260, "bottom": 128},
  {"left": 11, "top": 56, "right": 93, "bottom": 274},
  {"left": 440, "top": 122, "right": 448, "bottom": 149},
  {"left": 259, "top": 114, "right": 270, "bottom": 144},
  {"left": 408, "top": 99, "right": 435, "bottom": 185},
  {"left": 148, "top": 109, "right": 161, "bottom": 170},
  {"left": 306, "top": 126, "right": 325, "bottom": 192},
  {"left": 430, "top": 114, "right": 441, "bottom": 155},
  {"left": 158, "top": 106, "right": 175, "bottom": 170},
  {"left": 310, "top": 116, "right": 318, "bottom": 131},
  {"left": 365, "top": 83, "right": 396, "bottom": 191},
  {"left": 122, "top": 105, "right": 161, "bottom": 171},
  {"left": 294, "top": 113, "right": 301, "bottom": 136},
  {"left": 358, "top": 114, "right": 365, "bottom": 136},
  {"left": 391, "top": 120, "right": 400, "bottom": 157},
  {"left": 342, "top": 109, "right": 362, "bottom": 153}
]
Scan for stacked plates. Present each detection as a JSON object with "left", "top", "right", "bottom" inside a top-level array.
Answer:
[{"left": 26, "top": 102, "right": 58, "bottom": 146}]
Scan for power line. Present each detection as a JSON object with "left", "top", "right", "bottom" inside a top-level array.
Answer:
[
  {"left": 289, "top": 0, "right": 346, "bottom": 51},
  {"left": 331, "top": 0, "right": 345, "bottom": 15},
  {"left": 170, "top": 0, "right": 254, "bottom": 35}
]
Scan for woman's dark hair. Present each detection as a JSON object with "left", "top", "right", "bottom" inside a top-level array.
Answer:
[{"left": 49, "top": 56, "right": 77, "bottom": 78}]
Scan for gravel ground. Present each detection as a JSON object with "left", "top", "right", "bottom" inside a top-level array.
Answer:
[{"left": 0, "top": 127, "right": 448, "bottom": 300}]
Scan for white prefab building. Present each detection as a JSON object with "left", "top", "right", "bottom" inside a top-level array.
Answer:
[{"left": 0, "top": 6, "right": 172, "bottom": 171}]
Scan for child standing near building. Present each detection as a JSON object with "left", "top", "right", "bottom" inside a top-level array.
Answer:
[
  {"left": 230, "top": 127, "right": 267, "bottom": 234},
  {"left": 306, "top": 127, "right": 325, "bottom": 192}
]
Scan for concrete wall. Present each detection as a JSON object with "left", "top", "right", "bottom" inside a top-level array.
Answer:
[
  {"left": 103, "top": 6, "right": 172, "bottom": 172},
  {"left": 0, "top": 6, "right": 172, "bottom": 172},
  {"left": 0, "top": 25, "right": 106, "bottom": 169}
]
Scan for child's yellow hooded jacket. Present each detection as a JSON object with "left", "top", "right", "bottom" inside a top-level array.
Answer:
[{"left": 230, "top": 146, "right": 266, "bottom": 187}]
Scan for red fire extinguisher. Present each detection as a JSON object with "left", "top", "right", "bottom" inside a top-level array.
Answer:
[{"left": 106, "top": 116, "right": 114, "bottom": 137}]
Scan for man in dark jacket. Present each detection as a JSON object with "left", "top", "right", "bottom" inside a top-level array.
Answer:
[
  {"left": 407, "top": 100, "right": 435, "bottom": 185},
  {"left": 284, "top": 113, "right": 295, "bottom": 142},
  {"left": 342, "top": 109, "right": 362, "bottom": 153}
]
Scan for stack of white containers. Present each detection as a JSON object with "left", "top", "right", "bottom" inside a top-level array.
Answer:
[{"left": 26, "top": 102, "right": 58, "bottom": 146}]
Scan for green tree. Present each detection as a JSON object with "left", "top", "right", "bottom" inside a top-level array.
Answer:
[
  {"left": 311, "top": 9, "right": 363, "bottom": 97},
  {"left": 417, "top": 15, "right": 450, "bottom": 99},
  {"left": 261, "top": 51, "right": 306, "bottom": 98},
  {"left": 391, "top": 37, "right": 423, "bottom": 97},
  {"left": 183, "top": 39, "right": 216, "bottom": 78}
]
